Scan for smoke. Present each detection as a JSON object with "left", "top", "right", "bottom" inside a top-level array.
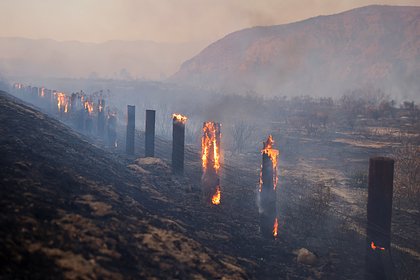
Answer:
[
  {"left": 0, "top": 73, "right": 10, "bottom": 92},
  {"left": 0, "top": 37, "right": 206, "bottom": 81}
]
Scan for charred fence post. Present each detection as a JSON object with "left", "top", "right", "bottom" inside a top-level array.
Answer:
[
  {"left": 172, "top": 114, "right": 187, "bottom": 174},
  {"left": 97, "top": 99, "right": 105, "bottom": 137},
  {"left": 70, "top": 93, "right": 77, "bottom": 114},
  {"left": 259, "top": 135, "right": 279, "bottom": 239},
  {"left": 145, "top": 109, "right": 155, "bottom": 157},
  {"left": 365, "top": 157, "right": 394, "bottom": 280},
  {"left": 107, "top": 113, "right": 117, "bottom": 148},
  {"left": 126, "top": 105, "right": 135, "bottom": 155},
  {"left": 201, "top": 122, "right": 221, "bottom": 205}
]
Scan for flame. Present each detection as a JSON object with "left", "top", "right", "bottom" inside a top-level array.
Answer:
[
  {"left": 14, "top": 83, "right": 23, "bottom": 89},
  {"left": 84, "top": 101, "right": 94, "bottom": 115},
  {"left": 98, "top": 100, "right": 104, "bottom": 113},
  {"left": 259, "top": 135, "right": 279, "bottom": 191},
  {"left": 40, "top": 88, "right": 45, "bottom": 97},
  {"left": 56, "top": 92, "right": 68, "bottom": 113},
  {"left": 371, "top": 241, "right": 385, "bottom": 251},
  {"left": 172, "top": 113, "right": 188, "bottom": 124},
  {"left": 201, "top": 122, "right": 220, "bottom": 174},
  {"left": 211, "top": 186, "right": 221, "bottom": 205},
  {"left": 273, "top": 218, "right": 278, "bottom": 237}
]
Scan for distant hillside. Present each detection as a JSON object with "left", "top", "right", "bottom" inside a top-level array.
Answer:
[
  {"left": 0, "top": 38, "right": 205, "bottom": 80},
  {"left": 171, "top": 5, "right": 420, "bottom": 100}
]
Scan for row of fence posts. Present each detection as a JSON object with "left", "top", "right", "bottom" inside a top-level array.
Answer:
[
  {"left": 12, "top": 85, "right": 395, "bottom": 279},
  {"left": 124, "top": 105, "right": 186, "bottom": 175},
  {"left": 122, "top": 104, "right": 398, "bottom": 279}
]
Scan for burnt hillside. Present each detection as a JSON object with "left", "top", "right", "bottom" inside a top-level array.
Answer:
[{"left": 0, "top": 91, "right": 247, "bottom": 279}]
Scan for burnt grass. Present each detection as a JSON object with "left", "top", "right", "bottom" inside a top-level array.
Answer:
[{"left": 1, "top": 90, "right": 419, "bottom": 279}]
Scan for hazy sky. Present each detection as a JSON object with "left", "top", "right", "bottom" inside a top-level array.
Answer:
[{"left": 1, "top": 0, "right": 419, "bottom": 43}]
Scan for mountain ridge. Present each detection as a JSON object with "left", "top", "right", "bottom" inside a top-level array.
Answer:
[{"left": 171, "top": 5, "right": 420, "bottom": 100}]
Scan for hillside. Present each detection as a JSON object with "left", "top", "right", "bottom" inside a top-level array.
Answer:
[
  {"left": 0, "top": 91, "right": 246, "bottom": 279},
  {"left": 0, "top": 38, "right": 205, "bottom": 80},
  {"left": 171, "top": 5, "right": 420, "bottom": 100}
]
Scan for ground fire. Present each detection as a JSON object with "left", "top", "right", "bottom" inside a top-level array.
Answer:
[
  {"left": 212, "top": 185, "right": 221, "bottom": 205},
  {"left": 273, "top": 218, "right": 279, "bottom": 238},
  {"left": 370, "top": 241, "right": 385, "bottom": 251}
]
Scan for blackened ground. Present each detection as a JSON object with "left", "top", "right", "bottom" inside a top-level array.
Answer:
[
  {"left": 3, "top": 90, "right": 419, "bottom": 280},
  {"left": 0, "top": 91, "right": 249, "bottom": 279}
]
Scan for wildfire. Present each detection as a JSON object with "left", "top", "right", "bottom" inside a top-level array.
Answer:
[
  {"left": 259, "top": 135, "right": 279, "bottom": 191},
  {"left": 273, "top": 218, "right": 279, "bottom": 238},
  {"left": 211, "top": 186, "right": 221, "bottom": 205},
  {"left": 172, "top": 113, "right": 188, "bottom": 124},
  {"left": 201, "top": 122, "right": 221, "bottom": 173},
  {"left": 371, "top": 241, "right": 385, "bottom": 251}
]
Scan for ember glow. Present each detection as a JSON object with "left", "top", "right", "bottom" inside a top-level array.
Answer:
[
  {"left": 273, "top": 218, "right": 279, "bottom": 237},
  {"left": 371, "top": 241, "right": 385, "bottom": 251},
  {"left": 211, "top": 185, "right": 221, "bottom": 205},
  {"left": 259, "top": 135, "right": 279, "bottom": 192},
  {"left": 201, "top": 122, "right": 221, "bottom": 173},
  {"left": 172, "top": 113, "right": 188, "bottom": 124}
]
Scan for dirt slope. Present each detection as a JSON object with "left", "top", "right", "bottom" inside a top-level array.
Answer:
[{"left": 0, "top": 91, "right": 246, "bottom": 279}]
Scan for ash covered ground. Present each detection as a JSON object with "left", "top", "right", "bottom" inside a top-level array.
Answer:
[{"left": 0, "top": 90, "right": 419, "bottom": 279}]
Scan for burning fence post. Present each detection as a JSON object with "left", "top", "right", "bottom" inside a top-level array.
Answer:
[
  {"left": 172, "top": 114, "right": 187, "bottom": 174},
  {"left": 126, "top": 105, "right": 136, "bottom": 155},
  {"left": 145, "top": 109, "right": 155, "bottom": 157},
  {"left": 365, "top": 157, "right": 394, "bottom": 279},
  {"left": 97, "top": 99, "right": 105, "bottom": 137},
  {"left": 259, "top": 135, "right": 279, "bottom": 238},
  {"left": 107, "top": 112, "right": 118, "bottom": 148},
  {"left": 201, "top": 122, "right": 221, "bottom": 205},
  {"left": 84, "top": 99, "right": 94, "bottom": 134}
]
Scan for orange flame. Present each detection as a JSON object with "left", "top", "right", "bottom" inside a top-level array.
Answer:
[
  {"left": 56, "top": 92, "right": 68, "bottom": 113},
  {"left": 371, "top": 242, "right": 385, "bottom": 251},
  {"left": 172, "top": 113, "right": 188, "bottom": 124},
  {"left": 202, "top": 122, "right": 220, "bottom": 174},
  {"left": 273, "top": 218, "right": 278, "bottom": 237},
  {"left": 212, "top": 186, "right": 221, "bottom": 205},
  {"left": 259, "top": 135, "right": 279, "bottom": 191},
  {"left": 84, "top": 101, "right": 94, "bottom": 115}
]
